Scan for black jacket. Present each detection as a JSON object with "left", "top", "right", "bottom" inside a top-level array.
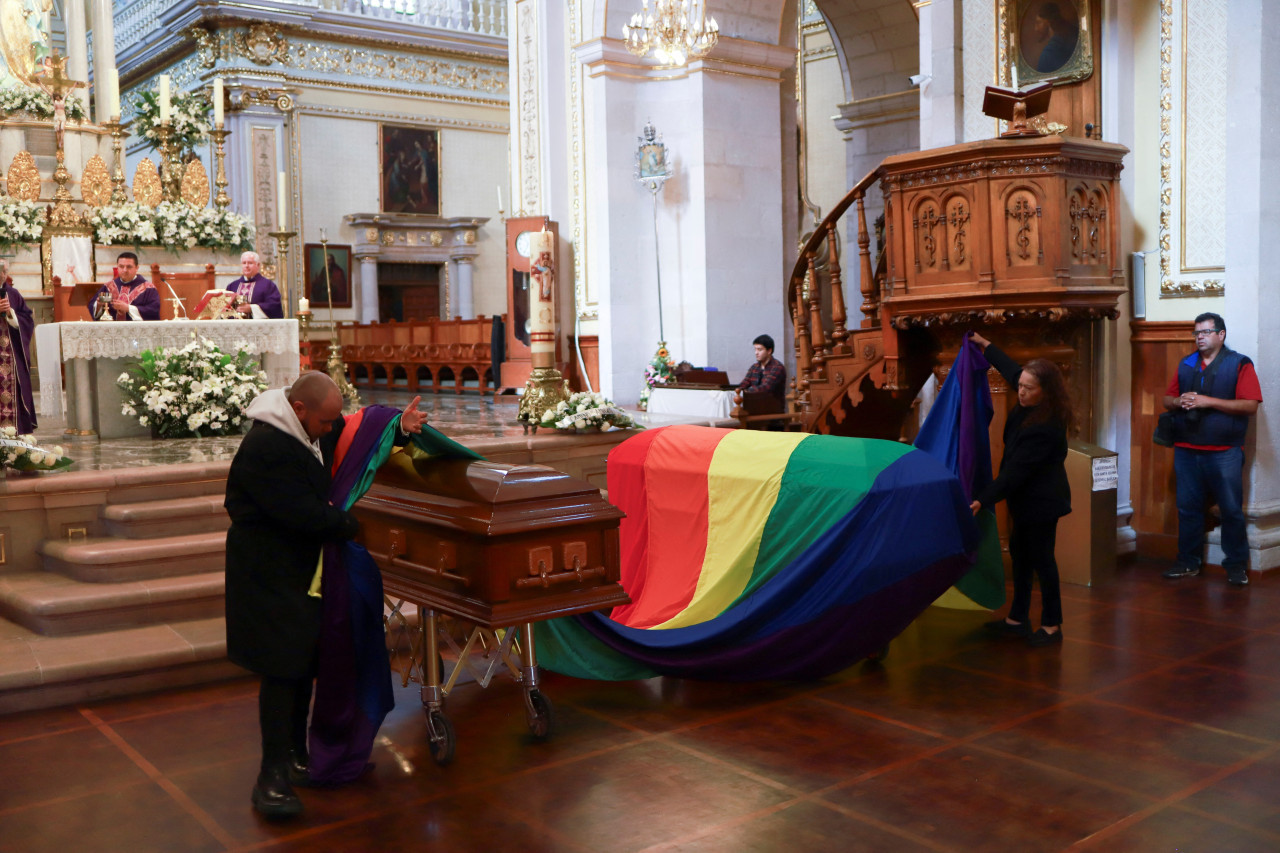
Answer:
[
  {"left": 974, "top": 344, "right": 1071, "bottom": 523},
  {"left": 224, "top": 420, "right": 356, "bottom": 678}
]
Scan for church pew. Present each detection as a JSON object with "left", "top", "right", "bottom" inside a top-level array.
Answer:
[{"left": 337, "top": 317, "right": 497, "bottom": 394}]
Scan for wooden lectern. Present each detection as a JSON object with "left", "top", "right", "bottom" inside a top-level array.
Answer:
[{"left": 982, "top": 82, "right": 1053, "bottom": 138}]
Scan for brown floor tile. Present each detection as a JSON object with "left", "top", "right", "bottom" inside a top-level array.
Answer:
[
  {"left": 1097, "top": 663, "right": 1280, "bottom": 742},
  {"left": 1194, "top": 631, "right": 1280, "bottom": 677},
  {"left": 823, "top": 745, "right": 1150, "bottom": 851},
  {"left": 86, "top": 674, "right": 257, "bottom": 724},
  {"left": 107, "top": 691, "right": 260, "bottom": 777},
  {"left": 1069, "top": 601, "right": 1251, "bottom": 659},
  {"left": 941, "top": 631, "right": 1171, "bottom": 695},
  {"left": 0, "top": 781, "right": 225, "bottom": 853},
  {"left": 668, "top": 695, "right": 942, "bottom": 793},
  {"left": 818, "top": 662, "right": 1063, "bottom": 738},
  {"left": 0, "top": 703, "right": 92, "bottom": 745},
  {"left": 661, "top": 799, "right": 941, "bottom": 852},
  {"left": 1177, "top": 750, "right": 1280, "bottom": 837},
  {"left": 1128, "top": 576, "right": 1280, "bottom": 631},
  {"left": 478, "top": 739, "right": 795, "bottom": 852},
  {"left": 1073, "top": 805, "right": 1280, "bottom": 852},
  {"left": 974, "top": 699, "right": 1269, "bottom": 798},
  {"left": 0, "top": 726, "right": 151, "bottom": 812}
]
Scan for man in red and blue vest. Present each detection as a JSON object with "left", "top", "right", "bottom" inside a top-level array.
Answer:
[{"left": 1161, "top": 312, "right": 1262, "bottom": 586}]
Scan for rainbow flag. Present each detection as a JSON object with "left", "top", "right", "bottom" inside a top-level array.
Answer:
[{"left": 536, "top": 426, "right": 982, "bottom": 682}]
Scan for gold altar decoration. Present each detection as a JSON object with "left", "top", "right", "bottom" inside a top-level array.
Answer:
[
  {"left": 210, "top": 127, "right": 230, "bottom": 209},
  {"left": 155, "top": 123, "right": 182, "bottom": 204},
  {"left": 0, "top": 0, "right": 47, "bottom": 86},
  {"left": 181, "top": 158, "right": 210, "bottom": 208},
  {"left": 517, "top": 368, "right": 571, "bottom": 433},
  {"left": 6, "top": 151, "right": 41, "bottom": 201},
  {"left": 33, "top": 49, "right": 84, "bottom": 227},
  {"left": 133, "top": 158, "right": 162, "bottom": 207},
  {"left": 103, "top": 118, "right": 131, "bottom": 204},
  {"left": 81, "top": 155, "right": 111, "bottom": 207}
]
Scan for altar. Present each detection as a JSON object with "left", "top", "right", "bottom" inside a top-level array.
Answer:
[
  {"left": 646, "top": 387, "right": 735, "bottom": 420},
  {"left": 36, "top": 319, "right": 300, "bottom": 439}
]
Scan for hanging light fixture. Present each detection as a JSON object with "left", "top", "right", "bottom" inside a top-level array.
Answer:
[{"left": 622, "top": 0, "right": 720, "bottom": 68}]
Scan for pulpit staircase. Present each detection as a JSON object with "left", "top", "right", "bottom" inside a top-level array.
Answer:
[{"left": 789, "top": 134, "right": 1129, "bottom": 440}]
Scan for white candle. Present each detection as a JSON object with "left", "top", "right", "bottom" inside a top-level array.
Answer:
[
  {"left": 159, "top": 74, "right": 171, "bottom": 123},
  {"left": 299, "top": 297, "right": 309, "bottom": 313},
  {"left": 1011, "top": 64, "right": 1018, "bottom": 91},
  {"left": 212, "top": 77, "right": 224, "bottom": 126},
  {"left": 106, "top": 69, "right": 120, "bottom": 119},
  {"left": 320, "top": 227, "right": 327, "bottom": 242},
  {"left": 277, "top": 171, "right": 287, "bottom": 227},
  {"left": 528, "top": 228, "right": 556, "bottom": 368},
  {"left": 496, "top": 184, "right": 503, "bottom": 211}
]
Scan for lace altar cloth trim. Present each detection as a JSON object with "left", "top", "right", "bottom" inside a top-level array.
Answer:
[{"left": 57, "top": 319, "right": 299, "bottom": 360}]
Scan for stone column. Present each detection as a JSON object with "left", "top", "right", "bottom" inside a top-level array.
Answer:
[
  {"left": 918, "top": 0, "right": 964, "bottom": 148},
  {"left": 90, "top": 0, "right": 117, "bottom": 126},
  {"left": 455, "top": 257, "right": 474, "bottom": 319},
  {"left": 357, "top": 255, "right": 379, "bottom": 323},
  {"left": 65, "top": 0, "right": 89, "bottom": 118}
]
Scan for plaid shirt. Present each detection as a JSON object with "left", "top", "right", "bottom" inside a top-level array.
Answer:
[{"left": 738, "top": 356, "right": 787, "bottom": 403}]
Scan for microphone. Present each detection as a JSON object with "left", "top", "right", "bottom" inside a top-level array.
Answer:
[{"left": 161, "top": 275, "right": 188, "bottom": 318}]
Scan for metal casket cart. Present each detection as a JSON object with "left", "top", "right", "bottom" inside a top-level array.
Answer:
[{"left": 354, "top": 451, "right": 628, "bottom": 764}]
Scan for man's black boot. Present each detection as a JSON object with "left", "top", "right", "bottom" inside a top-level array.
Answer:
[{"left": 251, "top": 764, "right": 303, "bottom": 819}]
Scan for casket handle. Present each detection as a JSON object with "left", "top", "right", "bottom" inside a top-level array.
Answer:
[
  {"left": 387, "top": 554, "right": 471, "bottom": 587},
  {"left": 515, "top": 553, "right": 607, "bottom": 589}
]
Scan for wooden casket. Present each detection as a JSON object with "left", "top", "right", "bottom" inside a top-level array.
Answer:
[{"left": 353, "top": 454, "right": 629, "bottom": 628}]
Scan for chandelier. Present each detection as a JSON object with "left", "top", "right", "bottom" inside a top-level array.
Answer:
[{"left": 622, "top": 0, "right": 720, "bottom": 67}]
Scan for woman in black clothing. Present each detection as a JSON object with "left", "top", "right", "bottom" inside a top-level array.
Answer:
[{"left": 968, "top": 333, "right": 1073, "bottom": 647}]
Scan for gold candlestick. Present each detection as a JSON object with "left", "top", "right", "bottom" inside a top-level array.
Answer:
[
  {"left": 210, "top": 125, "right": 230, "bottom": 210},
  {"left": 318, "top": 234, "right": 362, "bottom": 409},
  {"left": 103, "top": 117, "right": 131, "bottom": 204},
  {"left": 156, "top": 121, "right": 182, "bottom": 203},
  {"left": 267, "top": 229, "right": 296, "bottom": 314}
]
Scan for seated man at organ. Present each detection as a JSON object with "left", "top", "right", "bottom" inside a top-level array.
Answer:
[
  {"left": 734, "top": 333, "right": 787, "bottom": 410},
  {"left": 90, "top": 252, "right": 160, "bottom": 322}
]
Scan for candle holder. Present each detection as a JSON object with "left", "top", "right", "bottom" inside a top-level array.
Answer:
[
  {"left": 517, "top": 364, "right": 570, "bottom": 433},
  {"left": 318, "top": 235, "right": 362, "bottom": 409},
  {"left": 210, "top": 125, "right": 231, "bottom": 210},
  {"left": 267, "top": 229, "right": 296, "bottom": 314},
  {"left": 156, "top": 121, "right": 182, "bottom": 203},
  {"left": 103, "top": 117, "right": 131, "bottom": 204}
]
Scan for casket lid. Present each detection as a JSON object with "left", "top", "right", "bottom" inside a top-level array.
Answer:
[{"left": 358, "top": 454, "right": 623, "bottom": 536}]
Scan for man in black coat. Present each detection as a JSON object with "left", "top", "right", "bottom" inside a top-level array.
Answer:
[{"left": 224, "top": 372, "right": 425, "bottom": 818}]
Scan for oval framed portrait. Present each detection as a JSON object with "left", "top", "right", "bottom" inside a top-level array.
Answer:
[{"left": 1013, "top": 0, "right": 1093, "bottom": 87}]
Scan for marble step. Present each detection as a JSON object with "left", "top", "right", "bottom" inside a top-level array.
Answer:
[
  {"left": 39, "top": 531, "right": 226, "bottom": 583},
  {"left": 103, "top": 494, "right": 230, "bottom": 539},
  {"left": 0, "top": 570, "right": 225, "bottom": 637},
  {"left": 0, "top": 615, "right": 241, "bottom": 715}
]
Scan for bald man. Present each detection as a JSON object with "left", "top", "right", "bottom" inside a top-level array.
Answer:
[{"left": 224, "top": 373, "right": 425, "bottom": 818}]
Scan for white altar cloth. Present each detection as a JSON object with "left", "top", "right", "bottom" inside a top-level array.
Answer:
[
  {"left": 36, "top": 320, "right": 300, "bottom": 435},
  {"left": 646, "top": 387, "right": 735, "bottom": 419}
]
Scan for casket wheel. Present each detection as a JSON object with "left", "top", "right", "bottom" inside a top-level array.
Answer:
[
  {"left": 525, "top": 689, "right": 554, "bottom": 740},
  {"left": 426, "top": 710, "right": 456, "bottom": 765}
]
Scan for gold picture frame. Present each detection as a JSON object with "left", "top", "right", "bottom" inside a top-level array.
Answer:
[{"left": 1013, "top": 0, "right": 1093, "bottom": 87}]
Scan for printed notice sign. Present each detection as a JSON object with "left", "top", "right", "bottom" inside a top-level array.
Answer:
[{"left": 1092, "top": 456, "right": 1119, "bottom": 492}]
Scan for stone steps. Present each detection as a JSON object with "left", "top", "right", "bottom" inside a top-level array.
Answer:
[
  {"left": 0, "top": 570, "right": 225, "bottom": 636},
  {"left": 103, "top": 494, "right": 230, "bottom": 539},
  {"left": 39, "top": 532, "right": 228, "bottom": 583}
]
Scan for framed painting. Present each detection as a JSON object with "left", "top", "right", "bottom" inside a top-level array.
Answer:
[
  {"left": 304, "top": 243, "right": 353, "bottom": 309},
  {"left": 380, "top": 125, "right": 440, "bottom": 215},
  {"left": 1012, "top": 0, "right": 1093, "bottom": 87}
]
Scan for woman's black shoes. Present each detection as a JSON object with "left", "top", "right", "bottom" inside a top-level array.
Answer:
[
  {"left": 983, "top": 619, "right": 1032, "bottom": 638},
  {"left": 1028, "top": 627, "right": 1063, "bottom": 647}
]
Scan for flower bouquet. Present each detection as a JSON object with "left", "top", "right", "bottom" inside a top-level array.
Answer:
[
  {"left": 131, "top": 89, "right": 211, "bottom": 161},
  {"left": 117, "top": 333, "right": 268, "bottom": 439},
  {"left": 0, "top": 198, "right": 45, "bottom": 252},
  {"left": 539, "top": 391, "right": 637, "bottom": 432},
  {"left": 87, "top": 201, "right": 160, "bottom": 247},
  {"left": 88, "top": 201, "right": 254, "bottom": 253},
  {"left": 0, "top": 84, "right": 88, "bottom": 121},
  {"left": 638, "top": 342, "right": 676, "bottom": 411},
  {"left": 0, "top": 428, "right": 73, "bottom": 473}
]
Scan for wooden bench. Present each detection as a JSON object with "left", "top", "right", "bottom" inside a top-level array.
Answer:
[{"left": 337, "top": 317, "right": 497, "bottom": 394}]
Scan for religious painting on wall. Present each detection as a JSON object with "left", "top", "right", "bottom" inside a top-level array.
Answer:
[
  {"left": 380, "top": 125, "right": 440, "bottom": 215},
  {"left": 1013, "top": 0, "right": 1093, "bottom": 87},
  {"left": 304, "top": 243, "right": 353, "bottom": 309}
]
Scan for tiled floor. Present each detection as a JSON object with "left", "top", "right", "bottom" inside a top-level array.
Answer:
[{"left": 2, "top": 562, "right": 1279, "bottom": 852}]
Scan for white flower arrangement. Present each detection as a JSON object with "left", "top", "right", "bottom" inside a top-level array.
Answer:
[
  {"left": 87, "top": 201, "right": 253, "bottom": 254},
  {"left": 117, "top": 333, "right": 268, "bottom": 439},
  {"left": 0, "top": 427, "right": 73, "bottom": 472},
  {"left": 0, "top": 84, "right": 88, "bottom": 121},
  {"left": 132, "top": 89, "right": 211, "bottom": 159},
  {"left": 0, "top": 198, "right": 45, "bottom": 251},
  {"left": 539, "top": 391, "right": 636, "bottom": 432}
]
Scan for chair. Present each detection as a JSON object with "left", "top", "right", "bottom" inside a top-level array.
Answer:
[{"left": 150, "top": 263, "right": 216, "bottom": 320}]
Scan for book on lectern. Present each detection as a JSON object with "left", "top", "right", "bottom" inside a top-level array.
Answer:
[{"left": 193, "top": 289, "right": 237, "bottom": 319}]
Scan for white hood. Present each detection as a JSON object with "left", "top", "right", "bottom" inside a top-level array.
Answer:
[{"left": 244, "top": 386, "right": 323, "bottom": 462}]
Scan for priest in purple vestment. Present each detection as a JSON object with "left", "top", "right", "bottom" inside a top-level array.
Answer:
[
  {"left": 0, "top": 260, "right": 38, "bottom": 433},
  {"left": 89, "top": 252, "right": 160, "bottom": 321},
  {"left": 225, "top": 251, "right": 283, "bottom": 319}
]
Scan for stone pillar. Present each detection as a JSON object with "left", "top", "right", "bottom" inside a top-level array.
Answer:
[
  {"left": 455, "top": 257, "right": 474, "bottom": 319},
  {"left": 1217, "top": 0, "right": 1280, "bottom": 571},
  {"left": 90, "top": 0, "right": 117, "bottom": 126},
  {"left": 358, "top": 255, "right": 379, "bottom": 323},
  {"left": 65, "top": 0, "right": 89, "bottom": 118},
  {"left": 919, "top": 0, "right": 964, "bottom": 148}
]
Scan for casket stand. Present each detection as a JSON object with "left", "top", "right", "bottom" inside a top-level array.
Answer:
[{"left": 354, "top": 449, "right": 628, "bottom": 764}]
